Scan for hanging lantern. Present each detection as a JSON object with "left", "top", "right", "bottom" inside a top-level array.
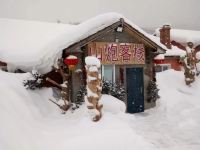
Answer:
[
  {"left": 154, "top": 54, "right": 165, "bottom": 64},
  {"left": 64, "top": 55, "right": 79, "bottom": 70}
]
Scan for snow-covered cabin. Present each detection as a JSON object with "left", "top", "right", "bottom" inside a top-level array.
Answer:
[
  {"left": 0, "top": 13, "right": 167, "bottom": 113},
  {"left": 155, "top": 25, "right": 200, "bottom": 71}
]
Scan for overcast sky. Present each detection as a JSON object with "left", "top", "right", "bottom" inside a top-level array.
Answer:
[{"left": 0, "top": 0, "right": 199, "bottom": 30}]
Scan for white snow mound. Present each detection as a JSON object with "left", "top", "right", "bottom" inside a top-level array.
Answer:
[
  {"left": 100, "top": 94, "right": 126, "bottom": 114},
  {"left": 0, "top": 70, "right": 155, "bottom": 150},
  {"left": 85, "top": 56, "right": 101, "bottom": 68}
]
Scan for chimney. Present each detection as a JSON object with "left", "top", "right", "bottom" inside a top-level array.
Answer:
[{"left": 159, "top": 24, "right": 171, "bottom": 49}]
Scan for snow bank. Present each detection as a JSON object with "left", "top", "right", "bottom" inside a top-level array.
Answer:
[
  {"left": 128, "top": 69, "right": 200, "bottom": 150},
  {"left": 100, "top": 94, "right": 126, "bottom": 114},
  {"left": 0, "top": 12, "right": 166, "bottom": 73},
  {"left": 1, "top": 65, "right": 200, "bottom": 150},
  {"left": 156, "top": 70, "right": 200, "bottom": 149},
  {"left": 0, "top": 70, "right": 156, "bottom": 150}
]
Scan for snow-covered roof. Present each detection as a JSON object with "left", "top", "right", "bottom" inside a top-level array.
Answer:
[
  {"left": 155, "top": 28, "right": 200, "bottom": 46},
  {"left": 0, "top": 13, "right": 167, "bottom": 73},
  {"left": 154, "top": 54, "right": 165, "bottom": 60},
  {"left": 152, "top": 36, "right": 186, "bottom": 57},
  {"left": 165, "top": 46, "right": 186, "bottom": 57},
  {"left": 170, "top": 29, "right": 200, "bottom": 45}
]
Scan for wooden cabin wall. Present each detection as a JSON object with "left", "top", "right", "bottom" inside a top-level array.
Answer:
[{"left": 43, "top": 71, "right": 63, "bottom": 88}]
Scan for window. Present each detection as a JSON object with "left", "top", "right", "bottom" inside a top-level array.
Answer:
[
  {"left": 155, "top": 64, "right": 171, "bottom": 72},
  {"left": 102, "top": 65, "right": 124, "bottom": 85},
  {"left": 102, "top": 65, "right": 113, "bottom": 82}
]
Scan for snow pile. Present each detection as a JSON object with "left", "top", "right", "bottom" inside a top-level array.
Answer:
[
  {"left": 154, "top": 54, "right": 165, "bottom": 60},
  {"left": 196, "top": 51, "right": 200, "bottom": 60},
  {"left": 86, "top": 87, "right": 98, "bottom": 98},
  {"left": 100, "top": 94, "right": 126, "bottom": 114},
  {"left": 156, "top": 70, "right": 200, "bottom": 149},
  {"left": 165, "top": 45, "right": 186, "bottom": 57},
  {"left": 129, "top": 69, "right": 200, "bottom": 150},
  {"left": 85, "top": 56, "right": 101, "bottom": 68},
  {"left": 0, "top": 12, "right": 166, "bottom": 73},
  {"left": 1, "top": 67, "right": 200, "bottom": 149},
  {"left": 0, "top": 70, "right": 156, "bottom": 150}
]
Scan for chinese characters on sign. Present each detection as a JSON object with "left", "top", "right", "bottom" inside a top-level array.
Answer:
[{"left": 88, "top": 42, "right": 145, "bottom": 65}]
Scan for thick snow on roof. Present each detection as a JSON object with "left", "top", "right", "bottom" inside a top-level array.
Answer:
[
  {"left": 165, "top": 46, "right": 186, "bottom": 57},
  {"left": 0, "top": 18, "right": 75, "bottom": 73},
  {"left": 155, "top": 28, "right": 200, "bottom": 46},
  {"left": 170, "top": 29, "right": 200, "bottom": 45},
  {"left": 152, "top": 36, "right": 186, "bottom": 57},
  {"left": 154, "top": 54, "right": 165, "bottom": 60},
  {"left": 0, "top": 13, "right": 167, "bottom": 73}
]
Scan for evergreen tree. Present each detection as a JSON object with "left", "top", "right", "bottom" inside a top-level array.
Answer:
[
  {"left": 102, "top": 79, "right": 126, "bottom": 102},
  {"left": 101, "top": 80, "right": 112, "bottom": 94},
  {"left": 147, "top": 80, "right": 160, "bottom": 103},
  {"left": 23, "top": 70, "right": 43, "bottom": 90}
]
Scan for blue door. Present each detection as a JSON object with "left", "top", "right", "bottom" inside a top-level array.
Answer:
[{"left": 126, "top": 68, "right": 144, "bottom": 113}]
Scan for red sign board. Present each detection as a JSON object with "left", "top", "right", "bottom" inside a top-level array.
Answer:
[{"left": 88, "top": 42, "right": 145, "bottom": 65}]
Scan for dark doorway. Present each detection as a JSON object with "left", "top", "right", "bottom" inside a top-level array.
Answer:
[{"left": 126, "top": 68, "right": 144, "bottom": 113}]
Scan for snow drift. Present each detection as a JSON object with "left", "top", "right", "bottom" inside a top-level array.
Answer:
[
  {"left": 0, "top": 70, "right": 154, "bottom": 150},
  {"left": 129, "top": 69, "right": 200, "bottom": 150},
  {"left": 1, "top": 68, "right": 200, "bottom": 150}
]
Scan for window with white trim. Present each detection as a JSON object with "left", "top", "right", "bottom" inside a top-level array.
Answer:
[{"left": 102, "top": 65, "right": 124, "bottom": 85}]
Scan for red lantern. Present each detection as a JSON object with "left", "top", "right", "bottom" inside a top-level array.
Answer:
[{"left": 64, "top": 55, "right": 79, "bottom": 70}]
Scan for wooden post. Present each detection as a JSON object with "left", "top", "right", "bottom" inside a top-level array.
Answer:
[{"left": 85, "top": 56, "right": 103, "bottom": 122}]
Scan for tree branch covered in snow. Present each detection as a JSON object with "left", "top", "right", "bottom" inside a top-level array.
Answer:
[
  {"left": 147, "top": 80, "right": 160, "bottom": 103},
  {"left": 102, "top": 79, "right": 126, "bottom": 102},
  {"left": 180, "top": 42, "right": 200, "bottom": 85},
  {"left": 23, "top": 70, "right": 43, "bottom": 90}
]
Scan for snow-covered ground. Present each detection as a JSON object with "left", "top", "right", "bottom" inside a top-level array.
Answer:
[
  {"left": 0, "top": 69, "right": 200, "bottom": 150},
  {"left": 129, "top": 70, "right": 200, "bottom": 150}
]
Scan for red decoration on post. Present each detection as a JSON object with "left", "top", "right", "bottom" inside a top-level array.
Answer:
[
  {"left": 154, "top": 59, "right": 164, "bottom": 64},
  {"left": 64, "top": 55, "right": 79, "bottom": 70}
]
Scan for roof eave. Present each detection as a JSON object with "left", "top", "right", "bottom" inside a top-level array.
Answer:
[{"left": 66, "top": 18, "right": 166, "bottom": 54}]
